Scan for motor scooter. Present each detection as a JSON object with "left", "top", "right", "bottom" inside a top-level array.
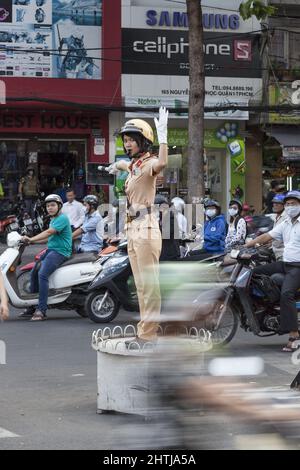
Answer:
[{"left": 2, "top": 232, "right": 104, "bottom": 318}]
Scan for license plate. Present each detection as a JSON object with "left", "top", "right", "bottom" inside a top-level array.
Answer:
[
  {"left": 24, "top": 219, "right": 32, "bottom": 226},
  {"left": 10, "top": 223, "right": 19, "bottom": 230}
]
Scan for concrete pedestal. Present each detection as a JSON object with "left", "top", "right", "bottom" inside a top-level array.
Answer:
[{"left": 91, "top": 325, "right": 212, "bottom": 416}]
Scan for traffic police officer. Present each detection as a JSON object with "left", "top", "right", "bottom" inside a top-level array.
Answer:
[{"left": 106, "top": 107, "right": 169, "bottom": 347}]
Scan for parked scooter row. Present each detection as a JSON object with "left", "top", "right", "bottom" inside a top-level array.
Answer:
[{"left": 0, "top": 194, "right": 49, "bottom": 241}]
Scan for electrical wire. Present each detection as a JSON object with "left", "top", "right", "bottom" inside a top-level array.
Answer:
[{"left": 1, "top": 96, "right": 300, "bottom": 115}]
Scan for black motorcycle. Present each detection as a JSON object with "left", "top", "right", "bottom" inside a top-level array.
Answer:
[
  {"left": 85, "top": 241, "right": 138, "bottom": 323},
  {"left": 205, "top": 247, "right": 300, "bottom": 345},
  {"left": 85, "top": 238, "right": 228, "bottom": 324}
]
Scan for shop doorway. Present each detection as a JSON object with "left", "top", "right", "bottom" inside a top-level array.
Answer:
[
  {"left": 37, "top": 140, "right": 86, "bottom": 196},
  {"left": 205, "top": 149, "right": 228, "bottom": 211}
]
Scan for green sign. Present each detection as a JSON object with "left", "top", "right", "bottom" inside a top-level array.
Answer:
[
  {"left": 269, "top": 83, "right": 300, "bottom": 124},
  {"left": 115, "top": 126, "right": 245, "bottom": 198}
]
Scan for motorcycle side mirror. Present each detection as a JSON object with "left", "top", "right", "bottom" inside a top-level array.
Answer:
[
  {"left": 258, "top": 227, "right": 269, "bottom": 234},
  {"left": 230, "top": 249, "right": 240, "bottom": 259}
]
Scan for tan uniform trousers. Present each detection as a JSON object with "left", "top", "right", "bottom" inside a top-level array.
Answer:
[{"left": 127, "top": 225, "right": 162, "bottom": 340}]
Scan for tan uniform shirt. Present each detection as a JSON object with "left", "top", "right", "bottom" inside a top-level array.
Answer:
[{"left": 124, "top": 154, "right": 159, "bottom": 230}]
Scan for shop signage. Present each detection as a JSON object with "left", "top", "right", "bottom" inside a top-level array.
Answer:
[
  {"left": 125, "top": 95, "right": 249, "bottom": 120},
  {"left": 122, "top": 29, "right": 261, "bottom": 78},
  {"left": 94, "top": 137, "right": 105, "bottom": 155},
  {"left": 116, "top": 128, "right": 243, "bottom": 149},
  {"left": 269, "top": 83, "right": 300, "bottom": 124},
  {"left": 122, "top": 2, "right": 261, "bottom": 34},
  {"left": 282, "top": 147, "right": 300, "bottom": 161},
  {"left": 146, "top": 10, "right": 240, "bottom": 30},
  {"left": 0, "top": 114, "right": 102, "bottom": 130}
]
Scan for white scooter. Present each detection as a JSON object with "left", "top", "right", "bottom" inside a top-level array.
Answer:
[{"left": 1, "top": 232, "right": 105, "bottom": 318}]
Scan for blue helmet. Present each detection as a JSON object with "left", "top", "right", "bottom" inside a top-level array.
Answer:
[
  {"left": 272, "top": 194, "right": 285, "bottom": 204},
  {"left": 203, "top": 198, "right": 220, "bottom": 208},
  {"left": 283, "top": 191, "right": 300, "bottom": 203},
  {"left": 77, "top": 169, "right": 84, "bottom": 177}
]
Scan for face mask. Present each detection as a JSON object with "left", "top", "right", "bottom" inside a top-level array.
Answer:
[
  {"left": 285, "top": 206, "right": 300, "bottom": 218},
  {"left": 205, "top": 209, "right": 217, "bottom": 218},
  {"left": 84, "top": 207, "right": 89, "bottom": 214},
  {"left": 112, "top": 207, "right": 118, "bottom": 215},
  {"left": 228, "top": 208, "right": 238, "bottom": 217}
]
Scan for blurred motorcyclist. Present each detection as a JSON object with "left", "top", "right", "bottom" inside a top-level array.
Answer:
[{"left": 246, "top": 191, "right": 300, "bottom": 352}]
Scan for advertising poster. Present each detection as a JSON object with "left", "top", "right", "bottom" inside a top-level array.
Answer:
[
  {"left": 52, "top": 0, "right": 102, "bottom": 79},
  {"left": 0, "top": 0, "right": 102, "bottom": 79}
]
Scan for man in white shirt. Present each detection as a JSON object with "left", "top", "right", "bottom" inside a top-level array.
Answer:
[
  {"left": 246, "top": 191, "right": 300, "bottom": 352},
  {"left": 62, "top": 188, "right": 85, "bottom": 231},
  {"left": 268, "top": 194, "right": 288, "bottom": 260}
]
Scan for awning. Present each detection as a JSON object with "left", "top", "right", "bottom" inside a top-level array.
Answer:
[{"left": 267, "top": 127, "right": 300, "bottom": 160}]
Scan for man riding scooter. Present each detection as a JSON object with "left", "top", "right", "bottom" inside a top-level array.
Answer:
[
  {"left": 269, "top": 194, "right": 288, "bottom": 261},
  {"left": 246, "top": 190, "right": 300, "bottom": 352},
  {"left": 19, "top": 194, "right": 72, "bottom": 321},
  {"left": 72, "top": 195, "right": 104, "bottom": 253}
]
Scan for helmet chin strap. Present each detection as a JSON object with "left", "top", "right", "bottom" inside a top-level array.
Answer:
[{"left": 126, "top": 149, "right": 146, "bottom": 159}]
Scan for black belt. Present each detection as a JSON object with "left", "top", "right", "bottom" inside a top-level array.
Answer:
[{"left": 126, "top": 207, "right": 152, "bottom": 223}]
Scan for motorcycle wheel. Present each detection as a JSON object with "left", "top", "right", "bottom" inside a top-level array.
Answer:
[
  {"left": 85, "top": 289, "right": 120, "bottom": 323},
  {"left": 17, "top": 270, "right": 31, "bottom": 295},
  {"left": 210, "top": 304, "right": 239, "bottom": 346}
]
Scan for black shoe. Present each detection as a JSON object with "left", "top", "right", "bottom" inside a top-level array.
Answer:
[{"left": 18, "top": 307, "right": 35, "bottom": 318}]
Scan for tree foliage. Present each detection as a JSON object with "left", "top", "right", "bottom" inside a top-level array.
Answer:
[{"left": 239, "top": 0, "right": 276, "bottom": 20}]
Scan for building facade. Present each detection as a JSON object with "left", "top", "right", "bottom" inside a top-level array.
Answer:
[
  {"left": 0, "top": 0, "right": 121, "bottom": 203},
  {"left": 112, "top": 0, "right": 262, "bottom": 210}
]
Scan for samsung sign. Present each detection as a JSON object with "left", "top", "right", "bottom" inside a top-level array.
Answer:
[
  {"left": 122, "top": 29, "right": 261, "bottom": 78},
  {"left": 146, "top": 10, "right": 240, "bottom": 30}
]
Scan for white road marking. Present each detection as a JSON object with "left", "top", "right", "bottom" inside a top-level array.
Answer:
[{"left": 0, "top": 427, "right": 19, "bottom": 438}]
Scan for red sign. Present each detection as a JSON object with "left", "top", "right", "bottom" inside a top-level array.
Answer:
[{"left": 234, "top": 40, "right": 252, "bottom": 61}]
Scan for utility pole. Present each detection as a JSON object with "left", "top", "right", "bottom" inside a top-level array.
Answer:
[{"left": 186, "top": 0, "right": 205, "bottom": 204}]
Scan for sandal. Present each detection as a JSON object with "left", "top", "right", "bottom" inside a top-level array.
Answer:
[
  {"left": 282, "top": 336, "right": 300, "bottom": 352},
  {"left": 30, "top": 311, "right": 47, "bottom": 322}
]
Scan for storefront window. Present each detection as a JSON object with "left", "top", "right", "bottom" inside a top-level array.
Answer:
[{"left": 0, "top": 138, "right": 86, "bottom": 202}]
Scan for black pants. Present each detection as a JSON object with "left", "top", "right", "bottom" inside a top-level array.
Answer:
[{"left": 253, "top": 262, "right": 300, "bottom": 332}]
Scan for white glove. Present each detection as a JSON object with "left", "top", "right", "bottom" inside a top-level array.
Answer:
[
  {"left": 105, "top": 163, "right": 119, "bottom": 175},
  {"left": 154, "top": 106, "right": 168, "bottom": 145}
]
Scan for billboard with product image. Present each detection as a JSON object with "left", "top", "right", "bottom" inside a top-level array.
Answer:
[{"left": 0, "top": 0, "right": 102, "bottom": 79}]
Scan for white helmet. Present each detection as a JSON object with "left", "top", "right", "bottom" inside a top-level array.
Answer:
[
  {"left": 171, "top": 197, "right": 185, "bottom": 213},
  {"left": 45, "top": 194, "right": 63, "bottom": 206}
]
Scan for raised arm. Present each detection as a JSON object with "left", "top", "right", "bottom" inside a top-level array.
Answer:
[{"left": 152, "top": 107, "right": 169, "bottom": 175}]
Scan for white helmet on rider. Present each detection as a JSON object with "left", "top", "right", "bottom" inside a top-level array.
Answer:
[
  {"left": 171, "top": 197, "right": 185, "bottom": 213},
  {"left": 44, "top": 194, "right": 63, "bottom": 216}
]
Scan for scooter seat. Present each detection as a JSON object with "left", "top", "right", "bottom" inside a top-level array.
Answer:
[{"left": 61, "top": 252, "right": 98, "bottom": 267}]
